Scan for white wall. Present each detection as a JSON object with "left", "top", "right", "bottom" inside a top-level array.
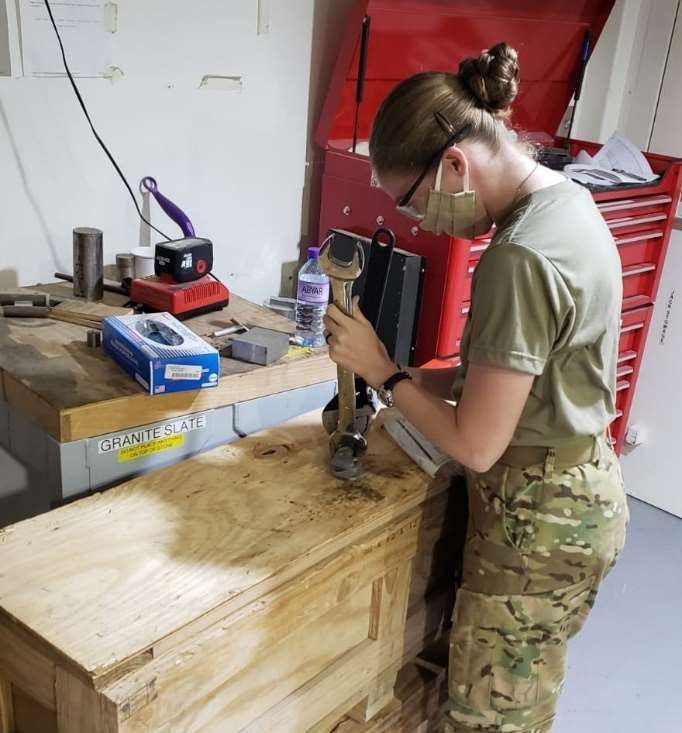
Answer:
[
  {"left": 0, "top": 0, "right": 315, "bottom": 302},
  {"left": 0, "top": 0, "right": 323, "bottom": 526},
  {"left": 621, "top": 225, "right": 682, "bottom": 517},
  {"left": 572, "top": 0, "right": 644, "bottom": 143},
  {"left": 572, "top": 0, "right": 680, "bottom": 151},
  {"left": 649, "top": 3, "right": 682, "bottom": 156}
]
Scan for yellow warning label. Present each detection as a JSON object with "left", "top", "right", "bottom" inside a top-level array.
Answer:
[{"left": 118, "top": 434, "right": 185, "bottom": 463}]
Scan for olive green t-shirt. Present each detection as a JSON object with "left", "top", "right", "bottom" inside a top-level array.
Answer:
[{"left": 451, "top": 179, "right": 622, "bottom": 447}]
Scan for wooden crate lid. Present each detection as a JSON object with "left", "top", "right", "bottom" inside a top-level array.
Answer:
[{"left": 0, "top": 411, "right": 436, "bottom": 681}]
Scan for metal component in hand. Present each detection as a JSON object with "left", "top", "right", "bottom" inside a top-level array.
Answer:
[
  {"left": 321, "top": 227, "right": 395, "bottom": 439},
  {"left": 318, "top": 236, "right": 367, "bottom": 480}
]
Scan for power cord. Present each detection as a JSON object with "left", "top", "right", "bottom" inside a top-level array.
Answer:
[{"left": 43, "top": 0, "right": 171, "bottom": 241}]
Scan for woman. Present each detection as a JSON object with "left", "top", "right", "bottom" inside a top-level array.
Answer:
[{"left": 324, "top": 43, "right": 628, "bottom": 733}]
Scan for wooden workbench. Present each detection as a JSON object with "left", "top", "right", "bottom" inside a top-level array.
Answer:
[
  {"left": 0, "top": 410, "right": 464, "bottom": 732},
  {"left": 0, "top": 283, "right": 336, "bottom": 442}
]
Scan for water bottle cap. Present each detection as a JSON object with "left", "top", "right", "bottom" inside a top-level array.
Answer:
[{"left": 308, "top": 246, "right": 320, "bottom": 259}]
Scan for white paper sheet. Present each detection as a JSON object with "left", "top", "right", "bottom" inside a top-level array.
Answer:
[
  {"left": 19, "top": 0, "right": 111, "bottom": 77},
  {"left": 592, "top": 133, "right": 656, "bottom": 179},
  {"left": 565, "top": 133, "right": 657, "bottom": 187}
]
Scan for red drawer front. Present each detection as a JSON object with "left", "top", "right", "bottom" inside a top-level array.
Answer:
[
  {"left": 621, "top": 262, "right": 657, "bottom": 303},
  {"left": 438, "top": 301, "right": 469, "bottom": 359},
  {"left": 422, "top": 356, "right": 461, "bottom": 370},
  {"left": 618, "top": 306, "right": 653, "bottom": 354},
  {"left": 469, "top": 238, "right": 491, "bottom": 263},
  {"left": 598, "top": 193, "right": 672, "bottom": 230},
  {"left": 610, "top": 415, "right": 625, "bottom": 452},
  {"left": 615, "top": 230, "right": 664, "bottom": 268}
]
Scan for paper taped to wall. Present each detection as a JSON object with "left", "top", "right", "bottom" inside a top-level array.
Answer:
[{"left": 19, "top": 0, "right": 112, "bottom": 77}]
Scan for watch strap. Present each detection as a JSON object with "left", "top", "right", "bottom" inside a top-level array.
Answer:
[{"left": 383, "top": 371, "right": 412, "bottom": 392}]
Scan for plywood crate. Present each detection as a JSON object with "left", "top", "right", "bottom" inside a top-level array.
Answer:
[{"left": 0, "top": 411, "right": 465, "bottom": 732}]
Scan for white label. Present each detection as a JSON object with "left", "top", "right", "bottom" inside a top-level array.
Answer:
[
  {"left": 98, "top": 414, "right": 207, "bottom": 454},
  {"left": 297, "top": 280, "right": 329, "bottom": 305},
  {"left": 164, "top": 364, "right": 202, "bottom": 381}
]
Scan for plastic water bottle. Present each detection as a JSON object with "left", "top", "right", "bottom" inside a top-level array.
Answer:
[{"left": 295, "top": 246, "right": 330, "bottom": 347}]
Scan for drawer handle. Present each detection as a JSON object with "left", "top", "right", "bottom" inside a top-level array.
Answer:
[
  {"left": 461, "top": 304, "right": 470, "bottom": 315},
  {"left": 467, "top": 266, "right": 475, "bottom": 275},
  {"left": 470, "top": 243, "right": 490, "bottom": 253},
  {"left": 615, "top": 231, "right": 664, "bottom": 245},
  {"left": 607, "top": 213, "right": 667, "bottom": 229},
  {"left": 616, "top": 380, "right": 630, "bottom": 392},
  {"left": 615, "top": 409, "right": 624, "bottom": 419},
  {"left": 620, "top": 323, "right": 644, "bottom": 334},
  {"left": 617, "top": 350, "right": 637, "bottom": 363},
  {"left": 622, "top": 263, "right": 656, "bottom": 277},
  {"left": 617, "top": 365, "right": 634, "bottom": 378},
  {"left": 598, "top": 195, "right": 672, "bottom": 213}
]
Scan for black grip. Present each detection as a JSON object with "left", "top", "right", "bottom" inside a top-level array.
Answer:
[{"left": 362, "top": 227, "right": 395, "bottom": 329}]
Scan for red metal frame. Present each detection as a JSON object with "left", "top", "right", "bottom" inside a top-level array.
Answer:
[{"left": 316, "top": 0, "right": 682, "bottom": 454}]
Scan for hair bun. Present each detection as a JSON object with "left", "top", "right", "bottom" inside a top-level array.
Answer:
[{"left": 458, "top": 42, "right": 519, "bottom": 115}]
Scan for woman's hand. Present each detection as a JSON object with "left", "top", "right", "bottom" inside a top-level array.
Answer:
[{"left": 324, "top": 296, "right": 397, "bottom": 389}]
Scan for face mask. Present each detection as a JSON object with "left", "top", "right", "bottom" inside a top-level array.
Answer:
[{"left": 420, "top": 161, "right": 477, "bottom": 239}]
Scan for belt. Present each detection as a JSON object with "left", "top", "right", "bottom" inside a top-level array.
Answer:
[{"left": 499, "top": 435, "right": 607, "bottom": 470}]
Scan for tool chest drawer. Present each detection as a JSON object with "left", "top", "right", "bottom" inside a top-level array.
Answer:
[
  {"left": 618, "top": 306, "right": 653, "bottom": 354},
  {"left": 615, "top": 230, "right": 664, "bottom": 268},
  {"left": 621, "top": 262, "right": 657, "bottom": 302},
  {"left": 598, "top": 194, "right": 672, "bottom": 225},
  {"left": 610, "top": 304, "right": 654, "bottom": 452},
  {"left": 469, "top": 237, "right": 491, "bottom": 263}
]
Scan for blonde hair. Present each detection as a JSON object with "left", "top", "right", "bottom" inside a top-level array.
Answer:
[{"left": 369, "top": 42, "right": 520, "bottom": 176}]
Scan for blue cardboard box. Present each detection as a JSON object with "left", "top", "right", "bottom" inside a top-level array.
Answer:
[{"left": 103, "top": 313, "right": 220, "bottom": 395}]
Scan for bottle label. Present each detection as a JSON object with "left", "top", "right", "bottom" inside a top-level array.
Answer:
[{"left": 297, "top": 280, "right": 329, "bottom": 305}]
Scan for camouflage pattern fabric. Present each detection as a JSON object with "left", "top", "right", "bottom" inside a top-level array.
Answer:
[{"left": 445, "top": 440, "right": 628, "bottom": 732}]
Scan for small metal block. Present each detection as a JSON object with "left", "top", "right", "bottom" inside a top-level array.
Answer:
[{"left": 86, "top": 330, "right": 101, "bottom": 348}]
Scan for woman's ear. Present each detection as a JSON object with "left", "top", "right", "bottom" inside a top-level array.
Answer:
[{"left": 442, "top": 145, "right": 468, "bottom": 181}]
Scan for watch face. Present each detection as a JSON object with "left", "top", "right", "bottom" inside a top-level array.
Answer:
[{"left": 378, "top": 387, "right": 393, "bottom": 408}]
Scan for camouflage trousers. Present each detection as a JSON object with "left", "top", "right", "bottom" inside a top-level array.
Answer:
[{"left": 445, "top": 439, "right": 628, "bottom": 733}]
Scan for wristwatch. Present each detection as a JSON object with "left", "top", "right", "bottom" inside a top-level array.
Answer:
[{"left": 377, "top": 370, "right": 412, "bottom": 408}]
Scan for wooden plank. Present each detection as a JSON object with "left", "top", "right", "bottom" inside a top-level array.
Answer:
[
  {"left": 50, "top": 302, "right": 132, "bottom": 321},
  {"left": 1, "top": 372, "right": 63, "bottom": 440},
  {"left": 56, "top": 668, "right": 119, "bottom": 733},
  {"left": 12, "top": 686, "right": 57, "bottom": 733},
  {"left": 242, "top": 587, "right": 449, "bottom": 733},
  {"left": 0, "top": 617, "right": 56, "bottom": 712},
  {"left": 0, "top": 285, "right": 333, "bottom": 441},
  {"left": 0, "top": 677, "right": 14, "bottom": 733},
  {"left": 352, "top": 562, "right": 412, "bottom": 722},
  {"left": 60, "top": 349, "right": 336, "bottom": 442},
  {"left": 104, "top": 512, "right": 421, "bottom": 729},
  {"left": 0, "top": 410, "right": 443, "bottom": 678},
  {"left": 139, "top": 585, "right": 374, "bottom": 732},
  {"left": 328, "top": 661, "right": 447, "bottom": 733}
]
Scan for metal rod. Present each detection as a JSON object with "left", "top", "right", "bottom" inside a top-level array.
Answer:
[
  {"left": 55, "top": 272, "right": 128, "bottom": 296},
  {"left": 72, "top": 227, "right": 104, "bottom": 301}
]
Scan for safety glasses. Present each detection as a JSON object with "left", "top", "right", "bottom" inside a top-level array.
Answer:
[{"left": 396, "top": 114, "right": 471, "bottom": 219}]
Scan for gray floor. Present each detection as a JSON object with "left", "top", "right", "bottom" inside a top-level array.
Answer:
[{"left": 555, "top": 497, "right": 682, "bottom": 733}]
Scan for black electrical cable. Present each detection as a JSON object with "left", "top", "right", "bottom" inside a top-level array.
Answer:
[{"left": 43, "top": 0, "right": 171, "bottom": 241}]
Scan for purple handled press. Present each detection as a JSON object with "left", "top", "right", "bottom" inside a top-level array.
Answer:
[{"left": 140, "top": 176, "right": 196, "bottom": 238}]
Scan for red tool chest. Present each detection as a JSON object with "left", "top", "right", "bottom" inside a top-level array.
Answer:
[{"left": 316, "top": 0, "right": 682, "bottom": 454}]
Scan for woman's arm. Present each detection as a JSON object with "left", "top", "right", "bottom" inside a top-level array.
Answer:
[
  {"left": 405, "top": 367, "right": 459, "bottom": 400},
  {"left": 324, "top": 299, "right": 533, "bottom": 473},
  {"left": 391, "top": 363, "right": 532, "bottom": 472}
]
